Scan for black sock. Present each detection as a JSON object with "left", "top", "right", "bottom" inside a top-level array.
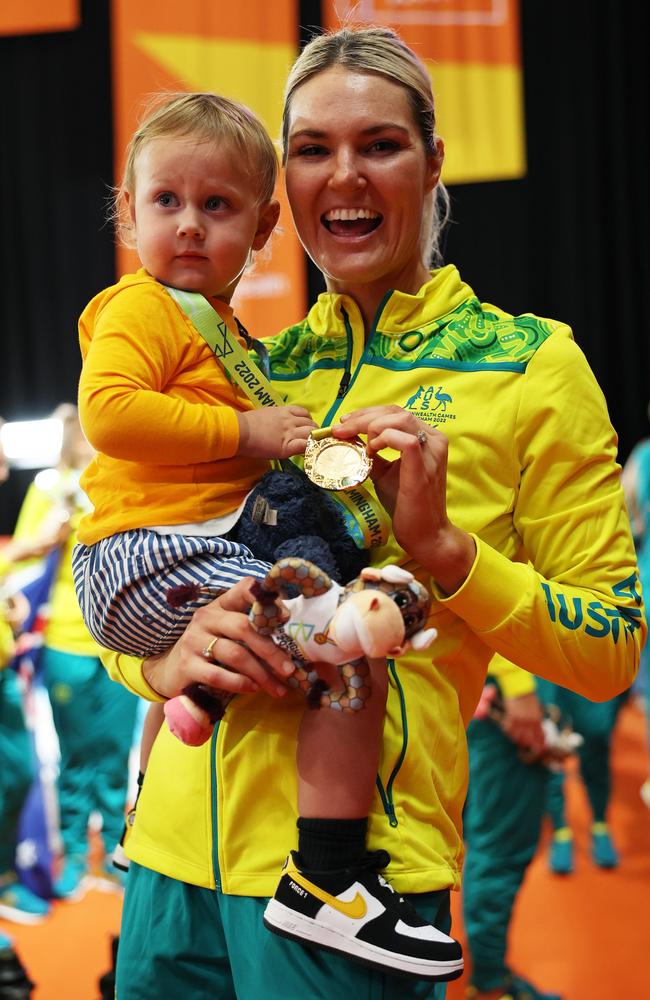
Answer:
[{"left": 296, "top": 816, "right": 368, "bottom": 871}]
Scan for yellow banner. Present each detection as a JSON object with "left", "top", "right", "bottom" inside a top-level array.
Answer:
[
  {"left": 0, "top": 0, "right": 79, "bottom": 36},
  {"left": 325, "top": 0, "right": 526, "bottom": 184},
  {"left": 111, "top": 0, "right": 305, "bottom": 338}
]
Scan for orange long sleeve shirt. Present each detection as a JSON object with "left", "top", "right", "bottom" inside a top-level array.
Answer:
[{"left": 77, "top": 270, "right": 269, "bottom": 545}]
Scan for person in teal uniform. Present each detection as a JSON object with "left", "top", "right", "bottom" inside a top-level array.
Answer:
[
  {"left": 10, "top": 405, "right": 139, "bottom": 899},
  {"left": 0, "top": 421, "right": 51, "bottom": 925},
  {"left": 540, "top": 682, "right": 627, "bottom": 874},
  {"left": 463, "top": 657, "right": 562, "bottom": 1000}
]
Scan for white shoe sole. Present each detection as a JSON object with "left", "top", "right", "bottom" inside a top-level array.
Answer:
[
  {"left": 92, "top": 874, "right": 125, "bottom": 895},
  {"left": 0, "top": 901, "right": 48, "bottom": 925},
  {"left": 54, "top": 872, "right": 97, "bottom": 903},
  {"left": 263, "top": 898, "right": 464, "bottom": 981}
]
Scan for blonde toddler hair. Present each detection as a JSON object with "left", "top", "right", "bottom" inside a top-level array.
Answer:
[{"left": 113, "top": 91, "right": 278, "bottom": 247}]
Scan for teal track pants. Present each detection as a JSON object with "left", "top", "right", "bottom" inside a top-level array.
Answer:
[
  {"left": 462, "top": 716, "right": 549, "bottom": 992},
  {"left": 116, "top": 863, "right": 452, "bottom": 1000},
  {"left": 41, "top": 648, "right": 139, "bottom": 857},
  {"left": 0, "top": 670, "right": 33, "bottom": 873}
]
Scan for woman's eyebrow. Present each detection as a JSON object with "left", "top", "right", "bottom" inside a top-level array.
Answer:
[
  {"left": 289, "top": 128, "right": 327, "bottom": 140},
  {"left": 362, "top": 123, "right": 409, "bottom": 136},
  {"left": 289, "top": 123, "right": 409, "bottom": 140}
]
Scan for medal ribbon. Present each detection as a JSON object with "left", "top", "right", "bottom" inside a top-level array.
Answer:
[
  {"left": 164, "top": 286, "right": 389, "bottom": 549},
  {"left": 166, "top": 287, "right": 284, "bottom": 408}
]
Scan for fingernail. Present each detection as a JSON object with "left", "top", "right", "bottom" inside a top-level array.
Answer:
[
  {"left": 282, "top": 660, "right": 295, "bottom": 675},
  {"left": 274, "top": 684, "right": 287, "bottom": 696}
]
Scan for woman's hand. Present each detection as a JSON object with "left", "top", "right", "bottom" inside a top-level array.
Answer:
[
  {"left": 142, "top": 578, "right": 296, "bottom": 700},
  {"left": 333, "top": 406, "right": 476, "bottom": 595}
]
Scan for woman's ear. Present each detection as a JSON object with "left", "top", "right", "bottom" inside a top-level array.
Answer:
[
  {"left": 252, "top": 199, "right": 281, "bottom": 251},
  {"left": 425, "top": 137, "right": 445, "bottom": 192}
]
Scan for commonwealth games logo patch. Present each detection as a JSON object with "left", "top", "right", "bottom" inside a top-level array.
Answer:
[{"left": 404, "top": 385, "right": 455, "bottom": 424}]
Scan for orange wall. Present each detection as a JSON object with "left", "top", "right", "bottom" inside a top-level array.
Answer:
[{"left": 111, "top": 0, "right": 305, "bottom": 338}]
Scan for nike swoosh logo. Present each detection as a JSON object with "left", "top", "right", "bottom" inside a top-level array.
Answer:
[{"left": 290, "top": 871, "right": 368, "bottom": 919}]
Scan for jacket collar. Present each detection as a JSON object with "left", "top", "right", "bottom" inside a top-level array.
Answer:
[{"left": 308, "top": 265, "right": 475, "bottom": 338}]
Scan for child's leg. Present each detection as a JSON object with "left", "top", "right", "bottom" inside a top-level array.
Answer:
[
  {"left": 297, "top": 658, "right": 388, "bottom": 821},
  {"left": 264, "top": 659, "right": 463, "bottom": 983},
  {"left": 140, "top": 703, "right": 165, "bottom": 774},
  {"left": 294, "top": 659, "right": 388, "bottom": 871},
  {"left": 73, "top": 530, "right": 270, "bottom": 658}
]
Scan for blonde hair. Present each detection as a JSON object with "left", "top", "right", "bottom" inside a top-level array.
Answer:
[
  {"left": 282, "top": 26, "right": 450, "bottom": 265},
  {"left": 113, "top": 92, "right": 278, "bottom": 247}
]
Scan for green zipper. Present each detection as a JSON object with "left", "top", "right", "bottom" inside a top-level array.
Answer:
[
  {"left": 375, "top": 659, "right": 408, "bottom": 827},
  {"left": 321, "top": 292, "right": 408, "bottom": 826},
  {"left": 210, "top": 292, "right": 404, "bottom": 875},
  {"left": 322, "top": 305, "right": 354, "bottom": 426},
  {"left": 210, "top": 721, "right": 222, "bottom": 890},
  {"left": 321, "top": 291, "right": 392, "bottom": 426}
]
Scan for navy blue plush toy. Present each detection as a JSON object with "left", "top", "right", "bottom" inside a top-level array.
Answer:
[{"left": 228, "top": 466, "right": 369, "bottom": 587}]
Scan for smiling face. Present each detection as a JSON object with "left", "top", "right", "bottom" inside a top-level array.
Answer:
[
  {"left": 127, "top": 134, "right": 279, "bottom": 301},
  {"left": 284, "top": 66, "right": 443, "bottom": 323}
]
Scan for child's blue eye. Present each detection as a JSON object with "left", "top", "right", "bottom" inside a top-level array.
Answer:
[
  {"left": 205, "top": 196, "right": 225, "bottom": 211},
  {"left": 156, "top": 192, "right": 176, "bottom": 207}
]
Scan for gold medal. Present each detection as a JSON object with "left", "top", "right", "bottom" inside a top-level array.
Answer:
[{"left": 304, "top": 427, "right": 372, "bottom": 491}]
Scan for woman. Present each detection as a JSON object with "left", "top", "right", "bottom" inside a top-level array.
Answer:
[{"left": 105, "top": 26, "right": 643, "bottom": 1000}]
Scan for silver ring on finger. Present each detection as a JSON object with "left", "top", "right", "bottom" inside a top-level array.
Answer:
[{"left": 416, "top": 429, "right": 427, "bottom": 446}]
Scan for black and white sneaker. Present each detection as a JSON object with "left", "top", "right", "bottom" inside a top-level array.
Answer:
[{"left": 263, "top": 850, "right": 463, "bottom": 981}]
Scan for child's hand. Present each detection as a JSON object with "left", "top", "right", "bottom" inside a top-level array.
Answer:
[{"left": 237, "top": 406, "right": 316, "bottom": 459}]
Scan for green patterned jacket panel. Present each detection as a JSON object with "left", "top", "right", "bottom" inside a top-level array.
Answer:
[{"left": 258, "top": 266, "right": 564, "bottom": 378}]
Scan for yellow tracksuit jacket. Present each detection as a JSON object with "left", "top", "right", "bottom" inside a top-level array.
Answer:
[
  {"left": 77, "top": 269, "right": 268, "bottom": 545},
  {"left": 102, "top": 264, "right": 644, "bottom": 896}
]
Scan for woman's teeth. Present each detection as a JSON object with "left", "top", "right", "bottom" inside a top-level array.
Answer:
[
  {"left": 322, "top": 209, "right": 382, "bottom": 235},
  {"left": 324, "top": 208, "right": 380, "bottom": 222}
]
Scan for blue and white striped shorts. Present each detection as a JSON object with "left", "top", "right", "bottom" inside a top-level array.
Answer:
[{"left": 72, "top": 529, "right": 271, "bottom": 657}]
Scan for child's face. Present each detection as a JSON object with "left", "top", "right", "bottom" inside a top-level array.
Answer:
[{"left": 127, "top": 134, "right": 279, "bottom": 301}]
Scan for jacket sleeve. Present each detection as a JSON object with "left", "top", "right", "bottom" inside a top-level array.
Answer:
[
  {"left": 439, "top": 328, "right": 645, "bottom": 700},
  {"left": 99, "top": 648, "right": 165, "bottom": 702},
  {"left": 78, "top": 284, "right": 240, "bottom": 465},
  {"left": 487, "top": 654, "right": 537, "bottom": 698}
]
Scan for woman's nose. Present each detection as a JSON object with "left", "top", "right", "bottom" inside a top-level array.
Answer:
[
  {"left": 177, "top": 209, "right": 204, "bottom": 239},
  {"left": 328, "top": 149, "right": 365, "bottom": 191}
]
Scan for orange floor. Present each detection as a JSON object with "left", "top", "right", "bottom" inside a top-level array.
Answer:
[{"left": 2, "top": 699, "right": 649, "bottom": 999}]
